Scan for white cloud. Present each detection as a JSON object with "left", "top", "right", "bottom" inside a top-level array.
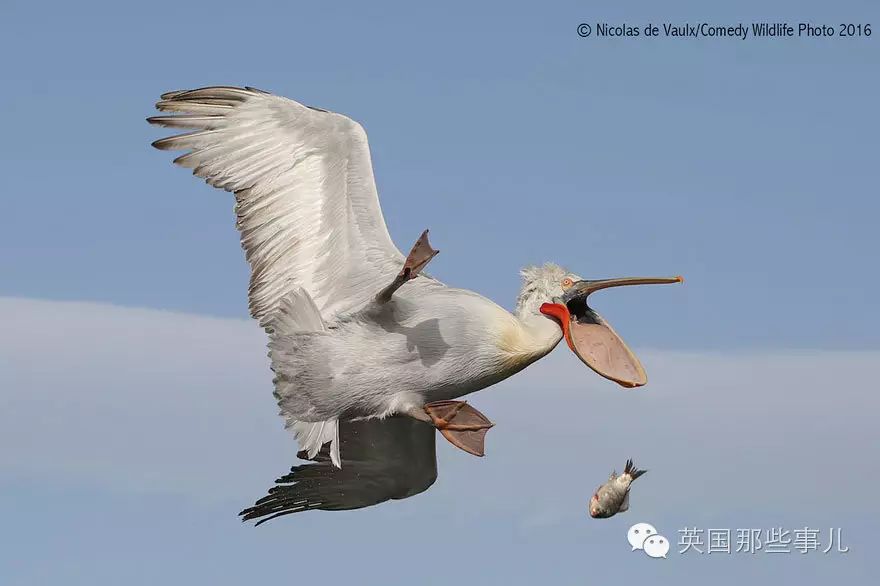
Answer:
[
  {"left": 1, "top": 297, "right": 877, "bottom": 519},
  {"left": 0, "top": 297, "right": 285, "bottom": 503}
]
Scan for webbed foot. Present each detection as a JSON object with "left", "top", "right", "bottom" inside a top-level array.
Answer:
[
  {"left": 375, "top": 230, "right": 439, "bottom": 303},
  {"left": 424, "top": 400, "right": 494, "bottom": 457}
]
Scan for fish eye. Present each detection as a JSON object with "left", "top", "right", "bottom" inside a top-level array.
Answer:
[{"left": 561, "top": 277, "right": 573, "bottom": 290}]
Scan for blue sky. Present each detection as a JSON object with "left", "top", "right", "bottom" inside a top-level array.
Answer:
[{"left": 1, "top": 0, "right": 877, "bottom": 584}]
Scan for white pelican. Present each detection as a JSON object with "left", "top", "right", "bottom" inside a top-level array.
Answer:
[{"left": 148, "top": 86, "right": 682, "bottom": 469}]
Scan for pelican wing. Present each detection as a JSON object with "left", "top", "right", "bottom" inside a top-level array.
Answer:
[
  {"left": 239, "top": 417, "right": 437, "bottom": 525},
  {"left": 149, "top": 86, "right": 406, "bottom": 322}
]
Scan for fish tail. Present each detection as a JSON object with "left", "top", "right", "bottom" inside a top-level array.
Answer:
[{"left": 624, "top": 458, "right": 647, "bottom": 481}]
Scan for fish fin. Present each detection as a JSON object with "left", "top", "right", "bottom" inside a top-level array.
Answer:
[
  {"left": 619, "top": 490, "right": 630, "bottom": 512},
  {"left": 624, "top": 458, "right": 647, "bottom": 481},
  {"left": 609, "top": 470, "right": 617, "bottom": 481}
]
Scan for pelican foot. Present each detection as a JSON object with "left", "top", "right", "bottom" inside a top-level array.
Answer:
[
  {"left": 424, "top": 400, "right": 494, "bottom": 457},
  {"left": 376, "top": 229, "right": 439, "bottom": 303}
]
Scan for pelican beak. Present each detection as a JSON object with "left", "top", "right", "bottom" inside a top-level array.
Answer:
[{"left": 540, "top": 276, "right": 683, "bottom": 388}]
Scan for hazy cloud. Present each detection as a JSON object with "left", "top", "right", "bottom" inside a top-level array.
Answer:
[{"left": 1, "top": 297, "right": 877, "bottom": 520}]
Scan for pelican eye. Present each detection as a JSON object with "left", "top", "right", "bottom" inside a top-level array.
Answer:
[{"left": 561, "top": 277, "right": 574, "bottom": 290}]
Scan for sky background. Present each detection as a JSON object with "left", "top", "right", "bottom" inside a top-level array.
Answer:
[{"left": 1, "top": 0, "right": 877, "bottom": 584}]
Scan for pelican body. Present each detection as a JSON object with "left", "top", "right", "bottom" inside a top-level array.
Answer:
[
  {"left": 271, "top": 275, "right": 560, "bottom": 423},
  {"left": 149, "top": 86, "right": 682, "bottom": 469}
]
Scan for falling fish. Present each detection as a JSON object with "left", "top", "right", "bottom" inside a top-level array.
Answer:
[{"left": 588, "top": 459, "right": 646, "bottom": 519}]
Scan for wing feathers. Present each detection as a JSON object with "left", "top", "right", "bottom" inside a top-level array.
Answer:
[
  {"left": 149, "top": 86, "right": 407, "bottom": 321},
  {"left": 146, "top": 115, "right": 225, "bottom": 129},
  {"left": 150, "top": 129, "right": 220, "bottom": 151}
]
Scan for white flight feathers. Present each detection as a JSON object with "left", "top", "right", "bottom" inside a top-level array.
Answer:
[{"left": 266, "top": 287, "right": 340, "bottom": 468}]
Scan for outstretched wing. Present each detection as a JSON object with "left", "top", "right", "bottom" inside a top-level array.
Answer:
[
  {"left": 149, "top": 86, "right": 406, "bottom": 322},
  {"left": 239, "top": 417, "right": 437, "bottom": 525}
]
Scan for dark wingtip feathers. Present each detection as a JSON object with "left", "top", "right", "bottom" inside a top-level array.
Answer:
[
  {"left": 160, "top": 86, "right": 255, "bottom": 102},
  {"left": 160, "top": 89, "right": 188, "bottom": 100},
  {"left": 624, "top": 458, "right": 647, "bottom": 481},
  {"left": 150, "top": 135, "right": 182, "bottom": 150},
  {"left": 148, "top": 113, "right": 222, "bottom": 124},
  {"left": 149, "top": 86, "right": 267, "bottom": 150},
  {"left": 237, "top": 463, "right": 318, "bottom": 526}
]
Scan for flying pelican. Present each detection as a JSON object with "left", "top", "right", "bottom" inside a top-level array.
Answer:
[{"left": 148, "top": 86, "right": 682, "bottom": 468}]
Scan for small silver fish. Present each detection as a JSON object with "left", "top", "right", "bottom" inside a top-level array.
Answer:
[{"left": 588, "top": 459, "right": 646, "bottom": 519}]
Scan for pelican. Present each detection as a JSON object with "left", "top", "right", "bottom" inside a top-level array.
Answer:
[{"left": 148, "top": 86, "right": 682, "bottom": 469}]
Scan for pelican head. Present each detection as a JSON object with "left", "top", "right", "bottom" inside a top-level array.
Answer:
[{"left": 517, "top": 263, "right": 682, "bottom": 388}]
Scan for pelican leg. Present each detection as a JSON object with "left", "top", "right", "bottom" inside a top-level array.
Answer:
[
  {"left": 375, "top": 229, "right": 439, "bottom": 303},
  {"left": 423, "top": 400, "right": 494, "bottom": 457}
]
